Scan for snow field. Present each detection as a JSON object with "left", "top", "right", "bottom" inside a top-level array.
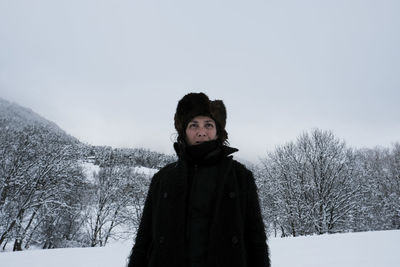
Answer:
[
  {"left": 1, "top": 230, "right": 399, "bottom": 267},
  {"left": 269, "top": 230, "right": 400, "bottom": 267}
]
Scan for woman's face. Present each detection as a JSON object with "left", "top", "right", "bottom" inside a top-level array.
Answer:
[{"left": 185, "top": 116, "right": 218, "bottom": 146}]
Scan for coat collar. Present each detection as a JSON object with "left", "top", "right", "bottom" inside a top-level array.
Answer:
[
  {"left": 168, "top": 141, "right": 238, "bottom": 197},
  {"left": 173, "top": 140, "right": 238, "bottom": 162}
]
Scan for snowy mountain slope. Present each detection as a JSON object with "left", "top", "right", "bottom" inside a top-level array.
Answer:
[
  {"left": 0, "top": 97, "right": 79, "bottom": 143},
  {"left": 1, "top": 230, "right": 399, "bottom": 267}
]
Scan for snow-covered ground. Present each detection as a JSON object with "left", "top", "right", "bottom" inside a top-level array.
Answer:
[
  {"left": 133, "top": 166, "right": 158, "bottom": 176},
  {"left": 269, "top": 230, "right": 399, "bottom": 267},
  {"left": 1, "top": 230, "right": 399, "bottom": 267},
  {"left": 81, "top": 161, "right": 158, "bottom": 181}
]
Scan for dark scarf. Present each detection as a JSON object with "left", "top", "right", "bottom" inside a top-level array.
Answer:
[{"left": 174, "top": 140, "right": 223, "bottom": 165}]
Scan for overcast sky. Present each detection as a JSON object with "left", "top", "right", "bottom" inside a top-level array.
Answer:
[{"left": 1, "top": 0, "right": 399, "bottom": 162}]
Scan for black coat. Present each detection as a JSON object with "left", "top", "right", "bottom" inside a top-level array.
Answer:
[{"left": 127, "top": 145, "right": 270, "bottom": 267}]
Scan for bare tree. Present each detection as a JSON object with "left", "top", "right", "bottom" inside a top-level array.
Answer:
[
  {"left": 0, "top": 124, "right": 85, "bottom": 250},
  {"left": 352, "top": 144, "right": 400, "bottom": 231},
  {"left": 85, "top": 162, "right": 149, "bottom": 247},
  {"left": 259, "top": 129, "right": 361, "bottom": 236}
]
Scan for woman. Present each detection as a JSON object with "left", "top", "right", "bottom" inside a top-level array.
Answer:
[{"left": 127, "top": 92, "right": 270, "bottom": 267}]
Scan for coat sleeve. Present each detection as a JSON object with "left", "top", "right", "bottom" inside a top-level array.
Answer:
[
  {"left": 127, "top": 174, "right": 157, "bottom": 267},
  {"left": 244, "top": 169, "right": 271, "bottom": 267}
]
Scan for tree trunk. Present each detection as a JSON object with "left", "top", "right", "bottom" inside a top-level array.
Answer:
[
  {"left": 13, "top": 239, "right": 22, "bottom": 251},
  {"left": 0, "top": 219, "right": 17, "bottom": 247},
  {"left": 2, "top": 238, "right": 8, "bottom": 251}
]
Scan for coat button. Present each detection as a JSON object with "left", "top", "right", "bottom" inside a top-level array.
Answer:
[
  {"left": 159, "top": 236, "right": 165, "bottom": 243},
  {"left": 229, "top": 192, "right": 236, "bottom": 198},
  {"left": 231, "top": 236, "right": 239, "bottom": 244},
  {"left": 163, "top": 192, "right": 168, "bottom": 198}
]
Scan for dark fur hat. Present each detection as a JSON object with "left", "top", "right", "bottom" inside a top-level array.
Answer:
[{"left": 174, "top": 92, "right": 228, "bottom": 144}]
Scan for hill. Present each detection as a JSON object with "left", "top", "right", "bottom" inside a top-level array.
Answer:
[
  {"left": 0, "top": 97, "right": 176, "bottom": 168},
  {"left": 0, "top": 97, "right": 79, "bottom": 144},
  {"left": 0, "top": 97, "right": 175, "bottom": 251}
]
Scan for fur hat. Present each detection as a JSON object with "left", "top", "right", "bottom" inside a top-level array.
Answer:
[{"left": 174, "top": 92, "right": 228, "bottom": 144}]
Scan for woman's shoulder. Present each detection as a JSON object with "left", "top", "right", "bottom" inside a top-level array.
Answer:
[
  {"left": 158, "top": 161, "right": 179, "bottom": 172},
  {"left": 231, "top": 159, "right": 251, "bottom": 172},
  {"left": 230, "top": 159, "right": 255, "bottom": 182},
  {"left": 151, "top": 161, "right": 179, "bottom": 180}
]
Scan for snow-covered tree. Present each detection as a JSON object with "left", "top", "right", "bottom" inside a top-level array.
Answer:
[
  {"left": 259, "top": 129, "right": 361, "bottom": 236},
  {"left": 84, "top": 158, "right": 151, "bottom": 247},
  {"left": 352, "top": 144, "right": 400, "bottom": 232},
  {"left": 0, "top": 123, "right": 85, "bottom": 250}
]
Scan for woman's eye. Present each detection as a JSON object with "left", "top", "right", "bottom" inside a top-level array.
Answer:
[{"left": 206, "top": 123, "right": 214, "bottom": 128}]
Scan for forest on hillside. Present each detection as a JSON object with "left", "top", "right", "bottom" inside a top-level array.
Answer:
[{"left": 0, "top": 120, "right": 175, "bottom": 251}]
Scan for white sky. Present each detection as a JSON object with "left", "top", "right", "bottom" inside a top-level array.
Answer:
[{"left": 1, "top": 0, "right": 399, "bottom": 162}]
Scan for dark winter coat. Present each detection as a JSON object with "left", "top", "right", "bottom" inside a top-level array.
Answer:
[{"left": 127, "top": 143, "right": 270, "bottom": 267}]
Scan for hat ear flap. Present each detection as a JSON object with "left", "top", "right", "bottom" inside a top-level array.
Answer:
[
  {"left": 210, "top": 100, "right": 226, "bottom": 129},
  {"left": 210, "top": 100, "right": 228, "bottom": 144}
]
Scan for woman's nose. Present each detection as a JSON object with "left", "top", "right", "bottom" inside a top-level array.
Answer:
[{"left": 197, "top": 127, "right": 207, "bottom": 136}]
